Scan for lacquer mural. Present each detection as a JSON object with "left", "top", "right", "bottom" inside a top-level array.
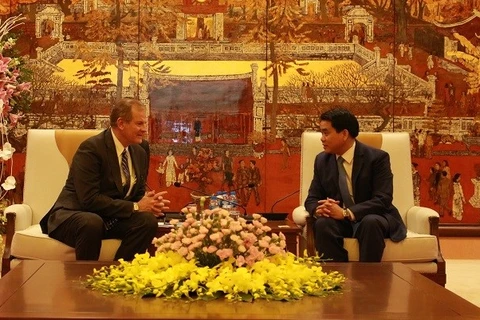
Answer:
[{"left": 3, "top": 0, "right": 480, "bottom": 230}]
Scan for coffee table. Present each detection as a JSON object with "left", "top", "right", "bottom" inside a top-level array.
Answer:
[
  {"left": 153, "top": 219, "right": 302, "bottom": 256},
  {"left": 1, "top": 260, "right": 479, "bottom": 320}
]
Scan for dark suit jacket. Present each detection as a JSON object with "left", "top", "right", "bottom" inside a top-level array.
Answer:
[
  {"left": 40, "top": 129, "right": 149, "bottom": 234},
  {"left": 304, "top": 140, "right": 407, "bottom": 242}
]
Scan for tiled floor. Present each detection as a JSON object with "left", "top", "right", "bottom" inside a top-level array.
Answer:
[{"left": 445, "top": 259, "right": 480, "bottom": 307}]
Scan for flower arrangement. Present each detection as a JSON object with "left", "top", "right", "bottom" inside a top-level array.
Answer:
[
  {"left": 156, "top": 209, "right": 286, "bottom": 268},
  {"left": 0, "top": 15, "right": 31, "bottom": 200},
  {"left": 86, "top": 209, "right": 345, "bottom": 301}
]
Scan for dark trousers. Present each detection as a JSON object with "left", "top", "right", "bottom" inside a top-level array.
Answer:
[
  {"left": 50, "top": 211, "right": 158, "bottom": 261},
  {"left": 313, "top": 214, "right": 389, "bottom": 262}
]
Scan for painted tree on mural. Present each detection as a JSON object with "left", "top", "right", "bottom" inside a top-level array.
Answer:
[
  {"left": 286, "top": 62, "right": 419, "bottom": 131},
  {"left": 446, "top": 32, "right": 480, "bottom": 95},
  {"left": 0, "top": 0, "right": 37, "bottom": 15},
  {"left": 186, "top": 147, "right": 218, "bottom": 192},
  {"left": 70, "top": 0, "right": 179, "bottom": 100},
  {"left": 394, "top": 0, "right": 408, "bottom": 44},
  {"left": 410, "top": 0, "right": 430, "bottom": 20},
  {"left": 27, "top": 62, "right": 108, "bottom": 129},
  {"left": 241, "top": 0, "right": 309, "bottom": 137}
]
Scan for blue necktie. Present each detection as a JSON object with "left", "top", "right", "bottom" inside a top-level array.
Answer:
[{"left": 337, "top": 156, "right": 354, "bottom": 208}]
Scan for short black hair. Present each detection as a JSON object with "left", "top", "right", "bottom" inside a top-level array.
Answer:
[
  {"left": 452, "top": 173, "right": 461, "bottom": 182},
  {"left": 320, "top": 107, "right": 359, "bottom": 138}
]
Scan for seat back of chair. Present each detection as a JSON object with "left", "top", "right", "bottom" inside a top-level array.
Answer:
[
  {"left": 23, "top": 129, "right": 102, "bottom": 224},
  {"left": 300, "top": 131, "right": 414, "bottom": 222}
]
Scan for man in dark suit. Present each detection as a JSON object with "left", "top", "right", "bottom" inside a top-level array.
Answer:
[
  {"left": 40, "top": 98, "right": 170, "bottom": 261},
  {"left": 304, "top": 107, "right": 406, "bottom": 262}
]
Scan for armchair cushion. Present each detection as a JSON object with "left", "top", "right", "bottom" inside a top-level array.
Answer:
[
  {"left": 344, "top": 232, "right": 438, "bottom": 262},
  {"left": 12, "top": 225, "right": 119, "bottom": 261}
]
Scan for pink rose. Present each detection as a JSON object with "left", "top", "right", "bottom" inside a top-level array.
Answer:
[
  {"left": 216, "top": 248, "right": 233, "bottom": 260},
  {"left": 178, "top": 247, "right": 188, "bottom": 257},
  {"left": 206, "top": 246, "right": 217, "bottom": 253},
  {"left": 182, "top": 237, "right": 192, "bottom": 245},
  {"left": 258, "top": 240, "right": 269, "bottom": 248},
  {"left": 171, "top": 241, "right": 182, "bottom": 251},
  {"left": 235, "top": 255, "right": 246, "bottom": 267},
  {"left": 268, "top": 245, "right": 282, "bottom": 255}
]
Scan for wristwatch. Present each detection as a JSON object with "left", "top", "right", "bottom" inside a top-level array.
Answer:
[
  {"left": 342, "top": 208, "right": 349, "bottom": 220},
  {"left": 133, "top": 202, "right": 139, "bottom": 213}
]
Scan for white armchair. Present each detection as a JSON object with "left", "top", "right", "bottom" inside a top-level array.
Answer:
[
  {"left": 292, "top": 131, "right": 446, "bottom": 286},
  {"left": 2, "top": 129, "right": 121, "bottom": 276}
]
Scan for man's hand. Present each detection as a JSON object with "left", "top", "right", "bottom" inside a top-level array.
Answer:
[
  {"left": 137, "top": 190, "right": 170, "bottom": 217},
  {"left": 314, "top": 198, "right": 344, "bottom": 220}
]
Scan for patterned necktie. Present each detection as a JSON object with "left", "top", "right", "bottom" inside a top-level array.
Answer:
[
  {"left": 337, "top": 156, "right": 354, "bottom": 208},
  {"left": 104, "top": 149, "right": 130, "bottom": 231},
  {"left": 121, "top": 149, "right": 130, "bottom": 194}
]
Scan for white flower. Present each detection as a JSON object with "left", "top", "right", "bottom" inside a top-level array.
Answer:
[
  {"left": 0, "top": 142, "right": 15, "bottom": 160},
  {"left": 1, "top": 175, "right": 15, "bottom": 190}
]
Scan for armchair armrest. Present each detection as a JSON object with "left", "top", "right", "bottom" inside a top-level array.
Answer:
[
  {"left": 1, "top": 204, "right": 34, "bottom": 276},
  {"left": 291, "top": 206, "right": 317, "bottom": 257},
  {"left": 5, "top": 204, "right": 33, "bottom": 232},
  {"left": 405, "top": 206, "right": 440, "bottom": 235},
  {"left": 292, "top": 206, "right": 308, "bottom": 226}
]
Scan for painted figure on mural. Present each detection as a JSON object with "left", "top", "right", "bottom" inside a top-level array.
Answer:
[
  {"left": 452, "top": 173, "right": 465, "bottom": 221},
  {"left": 246, "top": 160, "right": 261, "bottom": 206},
  {"left": 424, "top": 131, "right": 434, "bottom": 159},
  {"left": 469, "top": 176, "right": 480, "bottom": 209},
  {"left": 191, "top": 146, "right": 198, "bottom": 159},
  {"left": 416, "top": 129, "right": 426, "bottom": 158},
  {"left": 280, "top": 138, "right": 291, "bottom": 169},
  {"left": 162, "top": 149, "right": 179, "bottom": 187},
  {"left": 194, "top": 117, "right": 202, "bottom": 142},
  {"left": 428, "top": 162, "right": 441, "bottom": 203},
  {"left": 427, "top": 54, "right": 434, "bottom": 70},
  {"left": 222, "top": 150, "right": 234, "bottom": 191},
  {"left": 235, "top": 159, "right": 249, "bottom": 206},
  {"left": 441, "top": 160, "right": 451, "bottom": 179},
  {"left": 155, "top": 159, "right": 165, "bottom": 187},
  {"left": 443, "top": 83, "right": 450, "bottom": 108},
  {"left": 410, "top": 133, "right": 419, "bottom": 157},
  {"left": 178, "top": 158, "right": 192, "bottom": 184},
  {"left": 412, "top": 163, "right": 421, "bottom": 206},
  {"left": 407, "top": 43, "right": 413, "bottom": 61},
  {"left": 436, "top": 170, "right": 451, "bottom": 217},
  {"left": 448, "top": 82, "right": 456, "bottom": 109}
]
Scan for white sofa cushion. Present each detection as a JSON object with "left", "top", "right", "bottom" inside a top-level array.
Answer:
[{"left": 12, "top": 224, "right": 121, "bottom": 261}]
